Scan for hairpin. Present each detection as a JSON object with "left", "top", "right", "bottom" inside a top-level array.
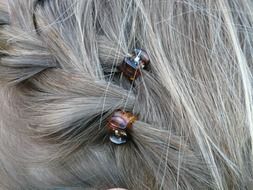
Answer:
[
  {"left": 108, "top": 110, "right": 138, "bottom": 144},
  {"left": 118, "top": 49, "right": 150, "bottom": 81}
]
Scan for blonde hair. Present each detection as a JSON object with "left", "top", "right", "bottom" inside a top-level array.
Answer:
[{"left": 0, "top": 0, "right": 253, "bottom": 189}]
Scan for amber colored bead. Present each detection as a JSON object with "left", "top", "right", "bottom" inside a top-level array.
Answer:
[
  {"left": 108, "top": 110, "right": 137, "bottom": 144},
  {"left": 118, "top": 49, "right": 150, "bottom": 81}
]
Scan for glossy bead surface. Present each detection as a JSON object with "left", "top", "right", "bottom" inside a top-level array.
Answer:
[
  {"left": 118, "top": 49, "right": 150, "bottom": 81},
  {"left": 108, "top": 110, "right": 137, "bottom": 144},
  {"left": 133, "top": 49, "right": 150, "bottom": 68}
]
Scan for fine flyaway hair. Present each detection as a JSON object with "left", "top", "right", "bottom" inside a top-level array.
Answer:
[{"left": 0, "top": 0, "right": 253, "bottom": 189}]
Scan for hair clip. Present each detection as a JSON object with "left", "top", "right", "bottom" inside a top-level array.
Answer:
[
  {"left": 118, "top": 48, "right": 150, "bottom": 81},
  {"left": 108, "top": 110, "right": 138, "bottom": 144}
]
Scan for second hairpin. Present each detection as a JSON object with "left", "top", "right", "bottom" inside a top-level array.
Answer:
[{"left": 108, "top": 110, "right": 137, "bottom": 145}]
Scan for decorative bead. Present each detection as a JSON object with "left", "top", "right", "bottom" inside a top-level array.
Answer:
[
  {"left": 118, "top": 49, "right": 150, "bottom": 81},
  {"left": 108, "top": 110, "right": 137, "bottom": 144}
]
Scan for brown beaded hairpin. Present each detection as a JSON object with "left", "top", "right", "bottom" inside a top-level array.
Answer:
[
  {"left": 108, "top": 110, "right": 138, "bottom": 144},
  {"left": 107, "top": 49, "right": 147, "bottom": 144},
  {"left": 118, "top": 48, "right": 150, "bottom": 81}
]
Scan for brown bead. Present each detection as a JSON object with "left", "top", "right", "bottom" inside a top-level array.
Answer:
[
  {"left": 108, "top": 110, "right": 137, "bottom": 144},
  {"left": 132, "top": 49, "right": 150, "bottom": 67},
  {"left": 118, "top": 49, "right": 150, "bottom": 81}
]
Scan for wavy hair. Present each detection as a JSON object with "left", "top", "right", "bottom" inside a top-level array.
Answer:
[{"left": 0, "top": 0, "right": 253, "bottom": 189}]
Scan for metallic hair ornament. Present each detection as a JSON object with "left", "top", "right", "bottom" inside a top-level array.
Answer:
[
  {"left": 108, "top": 110, "right": 138, "bottom": 144},
  {"left": 118, "top": 49, "right": 150, "bottom": 81}
]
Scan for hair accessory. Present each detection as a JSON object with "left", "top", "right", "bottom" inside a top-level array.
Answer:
[
  {"left": 108, "top": 110, "right": 138, "bottom": 144},
  {"left": 118, "top": 48, "right": 150, "bottom": 81}
]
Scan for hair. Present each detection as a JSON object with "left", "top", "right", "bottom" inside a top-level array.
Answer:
[{"left": 0, "top": 0, "right": 253, "bottom": 189}]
